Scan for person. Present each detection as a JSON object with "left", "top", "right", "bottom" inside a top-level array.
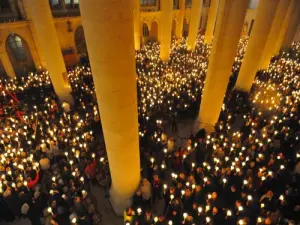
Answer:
[
  {"left": 140, "top": 178, "right": 152, "bottom": 208},
  {"left": 152, "top": 174, "right": 162, "bottom": 204}
]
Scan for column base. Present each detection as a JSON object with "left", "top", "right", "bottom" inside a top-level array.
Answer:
[
  {"left": 193, "top": 119, "right": 215, "bottom": 134},
  {"left": 57, "top": 92, "right": 74, "bottom": 106},
  {"left": 109, "top": 188, "right": 132, "bottom": 216}
]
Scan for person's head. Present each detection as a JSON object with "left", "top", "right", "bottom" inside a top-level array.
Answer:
[
  {"left": 136, "top": 189, "right": 142, "bottom": 196},
  {"left": 51, "top": 200, "right": 57, "bottom": 208},
  {"left": 235, "top": 200, "right": 241, "bottom": 208},
  {"left": 126, "top": 207, "right": 133, "bottom": 215},
  {"left": 195, "top": 185, "right": 201, "bottom": 192},
  {"left": 212, "top": 207, "right": 218, "bottom": 215},
  {"left": 212, "top": 192, "right": 217, "bottom": 200},
  {"left": 142, "top": 178, "right": 149, "bottom": 186}
]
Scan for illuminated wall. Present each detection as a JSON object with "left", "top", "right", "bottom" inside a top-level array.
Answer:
[{"left": 0, "top": 0, "right": 285, "bottom": 77}]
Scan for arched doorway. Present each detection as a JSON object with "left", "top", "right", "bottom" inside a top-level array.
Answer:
[
  {"left": 150, "top": 21, "right": 159, "bottom": 42},
  {"left": 5, "top": 33, "right": 34, "bottom": 77},
  {"left": 172, "top": 20, "right": 176, "bottom": 37},
  {"left": 183, "top": 18, "right": 189, "bottom": 37},
  {"left": 75, "top": 26, "right": 88, "bottom": 63}
]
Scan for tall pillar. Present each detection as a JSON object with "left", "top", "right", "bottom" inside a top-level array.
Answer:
[
  {"left": 175, "top": 0, "right": 186, "bottom": 38},
  {"left": 16, "top": 0, "right": 26, "bottom": 19},
  {"left": 280, "top": 0, "right": 300, "bottom": 51},
  {"left": 273, "top": 0, "right": 298, "bottom": 54},
  {"left": 295, "top": 25, "right": 300, "bottom": 42},
  {"left": 0, "top": 51, "right": 16, "bottom": 78},
  {"left": 204, "top": 0, "right": 219, "bottom": 44},
  {"left": 187, "top": 0, "right": 203, "bottom": 51},
  {"left": 79, "top": 0, "right": 140, "bottom": 215},
  {"left": 160, "top": 0, "right": 173, "bottom": 61},
  {"left": 259, "top": 0, "right": 291, "bottom": 69},
  {"left": 235, "top": 0, "right": 280, "bottom": 92},
  {"left": 60, "top": 0, "right": 67, "bottom": 12},
  {"left": 22, "top": 0, "right": 73, "bottom": 103},
  {"left": 134, "top": 0, "right": 141, "bottom": 50},
  {"left": 196, "top": 0, "right": 248, "bottom": 132}
]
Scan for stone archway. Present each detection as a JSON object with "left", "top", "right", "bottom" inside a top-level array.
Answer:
[
  {"left": 150, "top": 21, "right": 159, "bottom": 42},
  {"left": 5, "top": 33, "right": 34, "bottom": 77},
  {"left": 183, "top": 17, "right": 189, "bottom": 37}
]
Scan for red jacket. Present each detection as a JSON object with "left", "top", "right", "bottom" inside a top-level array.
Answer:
[
  {"left": 27, "top": 172, "right": 39, "bottom": 189},
  {"left": 84, "top": 160, "right": 97, "bottom": 179}
]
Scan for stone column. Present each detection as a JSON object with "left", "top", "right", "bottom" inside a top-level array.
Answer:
[
  {"left": 204, "top": 0, "right": 219, "bottom": 44},
  {"left": 235, "top": 0, "right": 280, "bottom": 92},
  {"left": 134, "top": 0, "right": 141, "bottom": 50},
  {"left": 175, "top": 0, "right": 186, "bottom": 38},
  {"left": 60, "top": 0, "right": 67, "bottom": 11},
  {"left": 273, "top": 0, "right": 298, "bottom": 54},
  {"left": 187, "top": 0, "right": 203, "bottom": 51},
  {"left": 22, "top": 0, "right": 73, "bottom": 104},
  {"left": 280, "top": 0, "right": 300, "bottom": 51},
  {"left": 16, "top": 0, "right": 26, "bottom": 19},
  {"left": 79, "top": 0, "right": 140, "bottom": 215},
  {"left": 195, "top": 0, "right": 248, "bottom": 132},
  {"left": 160, "top": 0, "right": 173, "bottom": 61},
  {"left": 0, "top": 51, "right": 16, "bottom": 78},
  {"left": 259, "top": 0, "right": 291, "bottom": 69}
]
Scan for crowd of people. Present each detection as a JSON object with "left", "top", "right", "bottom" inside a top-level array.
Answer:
[
  {"left": 0, "top": 33, "right": 299, "bottom": 225},
  {"left": 0, "top": 67, "right": 108, "bottom": 225}
]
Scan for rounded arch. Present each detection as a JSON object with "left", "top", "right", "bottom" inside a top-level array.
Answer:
[
  {"left": 172, "top": 19, "right": 176, "bottom": 37},
  {"left": 150, "top": 21, "right": 159, "bottom": 42},
  {"left": 75, "top": 26, "right": 88, "bottom": 58},
  {"left": 183, "top": 17, "right": 189, "bottom": 37},
  {"left": 5, "top": 33, "right": 34, "bottom": 77}
]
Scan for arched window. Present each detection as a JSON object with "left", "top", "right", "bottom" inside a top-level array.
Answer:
[
  {"left": 140, "top": 0, "right": 156, "bottom": 6},
  {"left": 65, "top": 0, "right": 71, "bottom": 4},
  {"left": 142, "top": 24, "right": 149, "bottom": 37},
  {"left": 7, "top": 34, "right": 27, "bottom": 61},
  {"left": 74, "top": 0, "right": 79, "bottom": 4}
]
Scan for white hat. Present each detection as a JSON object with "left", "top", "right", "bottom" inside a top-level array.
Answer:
[{"left": 21, "top": 203, "right": 30, "bottom": 215}]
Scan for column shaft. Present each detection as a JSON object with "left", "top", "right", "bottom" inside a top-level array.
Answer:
[
  {"left": 134, "top": 0, "right": 141, "bottom": 50},
  {"left": 175, "top": 0, "right": 186, "bottom": 38},
  {"left": 0, "top": 51, "right": 16, "bottom": 78},
  {"left": 273, "top": 0, "right": 298, "bottom": 54},
  {"left": 23, "top": 0, "right": 73, "bottom": 103},
  {"left": 79, "top": 0, "right": 140, "bottom": 215},
  {"left": 160, "top": 0, "right": 173, "bottom": 61},
  {"left": 260, "top": 0, "right": 291, "bottom": 69},
  {"left": 235, "top": 0, "right": 280, "bottom": 92},
  {"left": 196, "top": 0, "right": 248, "bottom": 132},
  {"left": 204, "top": 0, "right": 219, "bottom": 44},
  {"left": 280, "top": 0, "right": 300, "bottom": 51},
  {"left": 187, "top": 0, "right": 203, "bottom": 51}
]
